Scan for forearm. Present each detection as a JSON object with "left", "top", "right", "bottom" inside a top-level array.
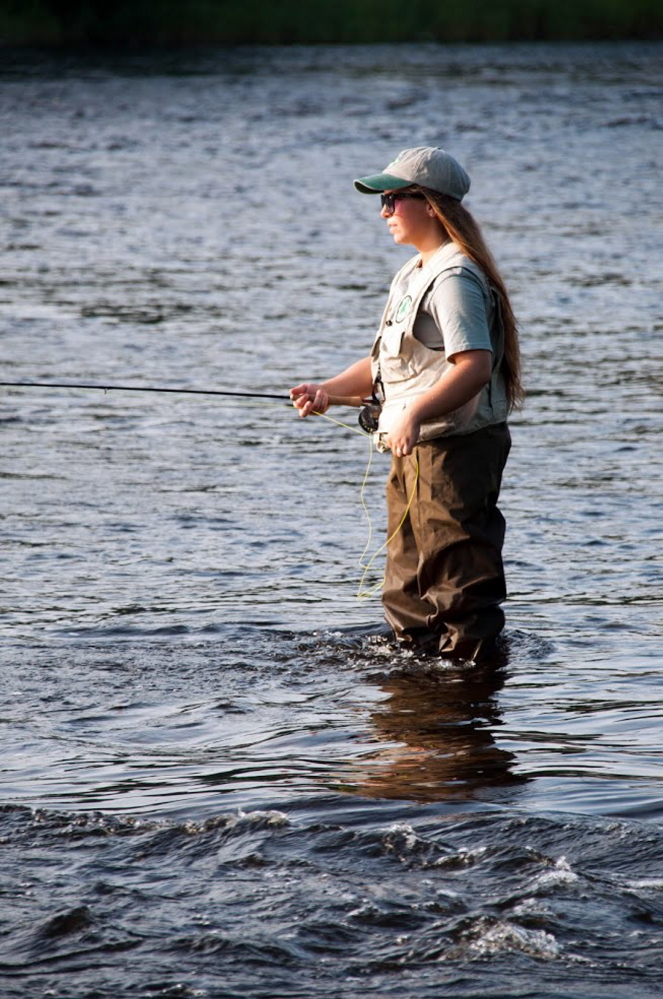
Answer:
[
  {"left": 290, "top": 356, "right": 373, "bottom": 418},
  {"left": 386, "top": 350, "right": 492, "bottom": 455},
  {"left": 319, "top": 356, "right": 374, "bottom": 401},
  {"left": 409, "top": 352, "right": 491, "bottom": 423}
]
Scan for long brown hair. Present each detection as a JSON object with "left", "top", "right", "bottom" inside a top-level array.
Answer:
[{"left": 415, "top": 186, "right": 524, "bottom": 411}]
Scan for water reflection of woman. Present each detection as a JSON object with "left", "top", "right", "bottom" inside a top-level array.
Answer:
[
  {"left": 342, "top": 665, "right": 524, "bottom": 804},
  {"left": 291, "top": 148, "right": 523, "bottom": 662}
]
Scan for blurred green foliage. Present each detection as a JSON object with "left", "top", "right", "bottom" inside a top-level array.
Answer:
[{"left": 1, "top": 0, "right": 662, "bottom": 45}]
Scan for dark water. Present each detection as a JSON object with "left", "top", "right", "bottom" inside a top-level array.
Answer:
[{"left": 1, "top": 42, "right": 662, "bottom": 998}]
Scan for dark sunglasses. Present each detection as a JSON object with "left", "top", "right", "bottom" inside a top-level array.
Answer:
[{"left": 380, "top": 191, "right": 426, "bottom": 213}]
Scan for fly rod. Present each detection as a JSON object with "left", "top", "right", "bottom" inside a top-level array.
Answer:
[{"left": 0, "top": 380, "right": 363, "bottom": 407}]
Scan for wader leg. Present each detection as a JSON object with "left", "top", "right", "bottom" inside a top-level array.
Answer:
[
  {"left": 383, "top": 424, "right": 511, "bottom": 660},
  {"left": 383, "top": 453, "right": 440, "bottom": 644}
]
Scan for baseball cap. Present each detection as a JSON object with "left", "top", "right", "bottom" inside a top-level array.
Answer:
[{"left": 354, "top": 146, "right": 470, "bottom": 201}]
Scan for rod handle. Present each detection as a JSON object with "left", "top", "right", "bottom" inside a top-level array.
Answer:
[{"left": 326, "top": 394, "right": 364, "bottom": 408}]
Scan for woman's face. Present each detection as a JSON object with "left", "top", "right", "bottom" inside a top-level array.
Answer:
[{"left": 380, "top": 190, "right": 442, "bottom": 251}]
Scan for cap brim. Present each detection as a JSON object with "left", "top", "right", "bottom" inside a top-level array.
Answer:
[{"left": 353, "top": 172, "right": 412, "bottom": 194}]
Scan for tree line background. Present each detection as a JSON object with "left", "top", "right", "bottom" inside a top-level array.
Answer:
[{"left": 1, "top": 0, "right": 662, "bottom": 45}]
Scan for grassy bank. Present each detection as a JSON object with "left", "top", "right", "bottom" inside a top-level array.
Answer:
[{"left": 1, "top": 0, "right": 662, "bottom": 46}]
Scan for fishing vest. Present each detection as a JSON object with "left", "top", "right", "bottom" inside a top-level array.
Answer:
[{"left": 370, "top": 241, "right": 506, "bottom": 445}]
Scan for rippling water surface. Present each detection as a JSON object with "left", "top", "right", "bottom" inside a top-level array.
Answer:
[{"left": 1, "top": 42, "right": 662, "bottom": 998}]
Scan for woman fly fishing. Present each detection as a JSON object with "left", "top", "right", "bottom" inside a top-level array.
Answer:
[{"left": 291, "top": 147, "right": 523, "bottom": 662}]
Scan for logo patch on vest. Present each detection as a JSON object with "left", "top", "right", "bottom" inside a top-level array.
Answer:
[{"left": 395, "top": 295, "right": 412, "bottom": 323}]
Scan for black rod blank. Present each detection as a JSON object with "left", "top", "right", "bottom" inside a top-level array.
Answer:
[{"left": 0, "top": 381, "right": 289, "bottom": 402}]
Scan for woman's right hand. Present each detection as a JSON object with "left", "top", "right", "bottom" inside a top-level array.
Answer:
[{"left": 290, "top": 383, "right": 330, "bottom": 418}]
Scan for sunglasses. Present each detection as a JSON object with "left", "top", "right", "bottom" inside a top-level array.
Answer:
[{"left": 380, "top": 191, "right": 426, "bottom": 213}]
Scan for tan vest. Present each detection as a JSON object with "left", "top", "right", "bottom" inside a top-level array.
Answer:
[{"left": 370, "top": 242, "right": 504, "bottom": 445}]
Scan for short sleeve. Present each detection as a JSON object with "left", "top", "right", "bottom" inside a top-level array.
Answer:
[{"left": 424, "top": 267, "right": 493, "bottom": 359}]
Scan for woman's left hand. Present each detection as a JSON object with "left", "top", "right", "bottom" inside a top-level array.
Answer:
[{"left": 384, "top": 410, "right": 421, "bottom": 457}]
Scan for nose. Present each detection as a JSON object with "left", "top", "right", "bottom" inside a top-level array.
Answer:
[{"left": 380, "top": 201, "right": 392, "bottom": 218}]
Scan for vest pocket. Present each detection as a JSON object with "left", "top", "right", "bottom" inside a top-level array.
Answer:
[{"left": 380, "top": 323, "right": 412, "bottom": 382}]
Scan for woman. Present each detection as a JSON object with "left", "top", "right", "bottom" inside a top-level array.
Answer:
[{"left": 291, "top": 147, "right": 523, "bottom": 662}]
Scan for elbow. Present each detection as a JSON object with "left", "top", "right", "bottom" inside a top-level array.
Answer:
[
  {"left": 475, "top": 366, "right": 492, "bottom": 393},
  {"left": 453, "top": 350, "right": 492, "bottom": 394},
  {"left": 466, "top": 366, "right": 492, "bottom": 397}
]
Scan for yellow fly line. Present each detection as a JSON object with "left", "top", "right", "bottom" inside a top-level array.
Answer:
[
  {"left": 357, "top": 450, "right": 419, "bottom": 601},
  {"left": 313, "top": 409, "right": 420, "bottom": 601},
  {"left": 3, "top": 380, "right": 420, "bottom": 603}
]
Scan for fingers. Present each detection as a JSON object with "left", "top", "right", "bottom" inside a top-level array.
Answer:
[
  {"left": 385, "top": 413, "right": 420, "bottom": 456},
  {"left": 385, "top": 432, "right": 415, "bottom": 457},
  {"left": 289, "top": 383, "right": 329, "bottom": 418},
  {"left": 290, "top": 382, "right": 308, "bottom": 400}
]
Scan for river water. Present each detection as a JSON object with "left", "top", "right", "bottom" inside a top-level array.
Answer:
[{"left": 1, "top": 41, "right": 662, "bottom": 998}]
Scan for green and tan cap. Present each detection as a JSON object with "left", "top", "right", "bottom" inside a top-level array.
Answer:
[{"left": 354, "top": 146, "right": 471, "bottom": 201}]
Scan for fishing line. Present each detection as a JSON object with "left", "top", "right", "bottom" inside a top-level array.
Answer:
[
  {"left": 312, "top": 410, "right": 383, "bottom": 598},
  {"left": 357, "top": 452, "right": 419, "bottom": 601},
  {"left": 3, "top": 378, "right": 411, "bottom": 600},
  {"left": 307, "top": 408, "right": 399, "bottom": 600},
  {"left": 313, "top": 406, "right": 419, "bottom": 602},
  {"left": 311, "top": 409, "right": 370, "bottom": 438}
]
